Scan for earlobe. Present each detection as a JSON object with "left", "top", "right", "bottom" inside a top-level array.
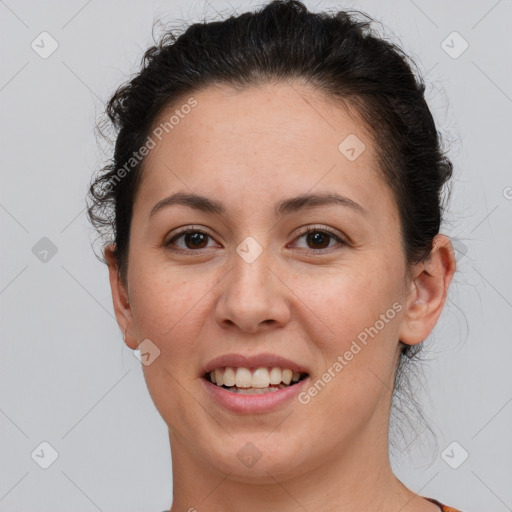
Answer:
[
  {"left": 398, "top": 234, "right": 456, "bottom": 346},
  {"left": 104, "top": 243, "right": 138, "bottom": 350}
]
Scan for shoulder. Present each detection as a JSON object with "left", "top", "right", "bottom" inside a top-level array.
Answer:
[
  {"left": 441, "top": 506, "right": 464, "bottom": 512},
  {"left": 424, "top": 496, "right": 464, "bottom": 512}
]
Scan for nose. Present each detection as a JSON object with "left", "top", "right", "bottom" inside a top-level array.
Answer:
[{"left": 215, "top": 246, "right": 291, "bottom": 333}]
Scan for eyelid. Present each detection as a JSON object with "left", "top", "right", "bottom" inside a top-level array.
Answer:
[
  {"left": 166, "top": 225, "right": 211, "bottom": 241},
  {"left": 293, "top": 224, "right": 345, "bottom": 240}
]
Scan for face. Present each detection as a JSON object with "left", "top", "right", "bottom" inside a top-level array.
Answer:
[{"left": 107, "top": 82, "right": 452, "bottom": 482}]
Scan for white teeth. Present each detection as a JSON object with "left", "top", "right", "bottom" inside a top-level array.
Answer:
[
  {"left": 269, "top": 367, "right": 282, "bottom": 385},
  {"left": 235, "top": 367, "right": 252, "bottom": 388},
  {"left": 227, "top": 386, "right": 283, "bottom": 394},
  {"left": 208, "top": 366, "right": 305, "bottom": 388},
  {"left": 252, "top": 368, "right": 270, "bottom": 388},
  {"left": 223, "top": 367, "right": 236, "bottom": 387}
]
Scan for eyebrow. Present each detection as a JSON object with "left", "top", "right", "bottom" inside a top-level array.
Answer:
[{"left": 149, "top": 191, "right": 367, "bottom": 218}]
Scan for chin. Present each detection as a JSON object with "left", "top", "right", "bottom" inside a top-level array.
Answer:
[{"left": 199, "top": 432, "right": 313, "bottom": 483}]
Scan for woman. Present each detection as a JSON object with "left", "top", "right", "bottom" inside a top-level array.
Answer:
[{"left": 87, "top": 1, "right": 461, "bottom": 510}]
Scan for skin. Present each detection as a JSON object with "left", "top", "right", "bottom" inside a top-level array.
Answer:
[{"left": 106, "top": 82, "right": 456, "bottom": 512}]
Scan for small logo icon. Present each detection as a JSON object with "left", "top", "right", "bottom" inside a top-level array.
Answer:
[
  {"left": 441, "top": 32, "right": 469, "bottom": 59},
  {"left": 236, "top": 236, "right": 263, "bottom": 264},
  {"left": 32, "top": 237, "right": 58, "bottom": 263},
  {"left": 31, "top": 32, "right": 59, "bottom": 59},
  {"left": 338, "top": 134, "right": 366, "bottom": 161},
  {"left": 31, "top": 441, "right": 59, "bottom": 469},
  {"left": 450, "top": 237, "right": 468, "bottom": 262},
  {"left": 441, "top": 441, "right": 469, "bottom": 469},
  {"left": 237, "top": 442, "right": 262, "bottom": 468},
  {"left": 133, "top": 338, "right": 161, "bottom": 366}
]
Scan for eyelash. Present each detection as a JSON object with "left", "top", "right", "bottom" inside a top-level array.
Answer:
[{"left": 165, "top": 225, "right": 346, "bottom": 255}]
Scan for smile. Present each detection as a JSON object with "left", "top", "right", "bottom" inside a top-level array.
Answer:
[{"left": 205, "top": 366, "right": 308, "bottom": 394}]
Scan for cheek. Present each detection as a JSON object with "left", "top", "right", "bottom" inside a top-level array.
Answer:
[
  {"left": 294, "top": 262, "right": 402, "bottom": 352},
  {"left": 128, "top": 262, "right": 219, "bottom": 364},
  {"left": 292, "top": 261, "right": 403, "bottom": 417},
  {"left": 127, "top": 265, "right": 220, "bottom": 423},
  {"left": 290, "top": 268, "right": 401, "bottom": 439}
]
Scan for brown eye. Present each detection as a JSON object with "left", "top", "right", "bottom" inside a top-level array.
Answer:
[
  {"left": 291, "top": 226, "right": 346, "bottom": 253},
  {"left": 166, "top": 229, "right": 216, "bottom": 252},
  {"left": 183, "top": 232, "right": 209, "bottom": 249},
  {"left": 305, "top": 231, "right": 331, "bottom": 249}
]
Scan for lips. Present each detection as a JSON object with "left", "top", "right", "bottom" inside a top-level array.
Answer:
[
  {"left": 199, "top": 352, "right": 311, "bottom": 412},
  {"left": 202, "top": 370, "right": 310, "bottom": 412}
]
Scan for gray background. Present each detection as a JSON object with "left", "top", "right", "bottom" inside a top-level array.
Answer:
[{"left": 1, "top": 0, "right": 511, "bottom": 510}]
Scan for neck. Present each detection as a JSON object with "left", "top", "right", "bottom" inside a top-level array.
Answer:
[{"left": 167, "top": 423, "right": 420, "bottom": 512}]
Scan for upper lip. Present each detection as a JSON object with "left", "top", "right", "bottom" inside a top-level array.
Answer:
[{"left": 202, "top": 353, "right": 310, "bottom": 376}]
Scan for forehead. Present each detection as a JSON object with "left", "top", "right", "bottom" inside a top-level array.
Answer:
[{"left": 136, "top": 81, "right": 393, "bottom": 221}]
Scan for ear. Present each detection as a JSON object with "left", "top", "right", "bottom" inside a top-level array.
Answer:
[
  {"left": 398, "top": 234, "right": 456, "bottom": 346},
  {"left": 105, "top": 243, "right": 138, "bottom": 350}
]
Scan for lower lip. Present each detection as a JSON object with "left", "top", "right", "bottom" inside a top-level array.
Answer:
[{"left": 201, "top": 376, "right": 309, "bottom": 414}]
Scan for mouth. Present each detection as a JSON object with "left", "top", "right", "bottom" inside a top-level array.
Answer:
[{"left": 203, "top": 366, "right": 309, "bottom": 395}]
